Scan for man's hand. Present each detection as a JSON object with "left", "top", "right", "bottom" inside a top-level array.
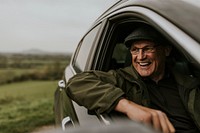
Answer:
[{"left": 115, "top": 98, "right": 175, "bottom": 133}]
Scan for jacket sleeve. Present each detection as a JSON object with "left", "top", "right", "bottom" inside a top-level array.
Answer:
[{"left": 65, "top": 70, "right": 125, "bottom": 114}]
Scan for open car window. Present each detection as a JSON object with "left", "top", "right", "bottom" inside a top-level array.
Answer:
[{"left": 100, "top": 17, "right": 200, "bottom": 79}]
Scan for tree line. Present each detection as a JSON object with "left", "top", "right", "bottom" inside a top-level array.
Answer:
[{"left": 0, "top": 53, "right": 71, "bottom": 84}]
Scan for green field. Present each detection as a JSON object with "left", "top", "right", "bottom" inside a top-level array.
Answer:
[
  {"left": 0, "top": 80, "right": 57, "bottom": 133},
  {"left": 0, "top": 53, "right": 71, "bottom": 133}
]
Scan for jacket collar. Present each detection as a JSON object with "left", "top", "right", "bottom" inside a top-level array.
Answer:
[{"left": 118, "top": 65, "right": 141, "bottom": 81}]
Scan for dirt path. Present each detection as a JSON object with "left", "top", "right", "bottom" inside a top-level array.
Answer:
[{"left": 30, "top": 125, "right": 56, "bottom": 133}]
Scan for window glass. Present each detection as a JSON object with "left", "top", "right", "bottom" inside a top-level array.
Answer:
[{"left": 74, "top": 24, "right": 101, "bottom": 72}]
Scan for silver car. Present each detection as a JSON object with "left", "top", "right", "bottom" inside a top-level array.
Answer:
[{"left": 54, "top": 0, "right": 200, "bottom": 131}]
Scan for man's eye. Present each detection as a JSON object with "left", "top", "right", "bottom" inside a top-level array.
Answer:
[
  {"left": 145, "top": 47, "right": 153, "bottom": 51},
  {"left": 131, "top": 48, "right": 138, "bottom": 51}
]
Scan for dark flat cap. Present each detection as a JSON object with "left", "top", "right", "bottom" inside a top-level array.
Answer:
[{"left": 124, "top": 25, "right": 165, "bottom": 48}]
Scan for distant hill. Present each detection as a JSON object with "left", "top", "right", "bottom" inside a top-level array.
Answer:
[
  {"left": 22, "top": 49, "right": 48, "bottom": 55},
  {"left": 22, "top": 48, "right": 72, "bottom": 56}
]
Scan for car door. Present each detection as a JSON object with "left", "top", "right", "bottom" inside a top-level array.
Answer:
[{"left": 54, "top": 23, "right": 108, "bottom": 129}]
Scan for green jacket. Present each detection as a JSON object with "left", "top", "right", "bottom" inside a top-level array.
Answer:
[{"left": 66, "top": 65, "right": 200, "bottom": 129}]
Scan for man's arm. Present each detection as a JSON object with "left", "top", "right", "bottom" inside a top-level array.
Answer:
[
  {"left": 66, "top": 70, "right": 124, "bottom": 114},
  {"left": 115, "top": 98, "right": 175, "bottom": 133}
]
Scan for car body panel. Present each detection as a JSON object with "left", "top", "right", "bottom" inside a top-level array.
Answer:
[{"left": 96, "top": 0, "right": 200, "bottom": 42}]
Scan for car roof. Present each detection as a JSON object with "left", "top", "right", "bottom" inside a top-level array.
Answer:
[{"left": 95, "top": 0, "right": 200, "bottom": 43}]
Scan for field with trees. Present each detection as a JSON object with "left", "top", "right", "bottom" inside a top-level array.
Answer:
[{"left": 0, "top": 52, "right": 71, "bottom": 133}]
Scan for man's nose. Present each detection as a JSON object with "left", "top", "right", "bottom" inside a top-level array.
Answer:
[{"left": 137, "top": 49, "right": 146, "bottom": 59}]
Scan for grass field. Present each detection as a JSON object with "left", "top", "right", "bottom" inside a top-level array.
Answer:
[{"left": 0, "top": 80, "right": 57, "bottom": 133}]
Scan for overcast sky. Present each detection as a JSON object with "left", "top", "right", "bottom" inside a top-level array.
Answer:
[{"left": 0, "top": 0, "right": 116, "bottom": 53}]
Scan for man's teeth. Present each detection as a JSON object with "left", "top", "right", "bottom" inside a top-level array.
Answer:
[{"left": 139, "top": 62, "right": 150, "bottom": 66}]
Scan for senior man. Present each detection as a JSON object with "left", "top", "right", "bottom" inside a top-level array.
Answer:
[{"left": 66, "top": 25, "right": 200, "bottom": 133}]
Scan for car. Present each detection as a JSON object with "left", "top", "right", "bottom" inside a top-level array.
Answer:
[{"left": 54, "top": 0, "right": 200, "bottom": 131}]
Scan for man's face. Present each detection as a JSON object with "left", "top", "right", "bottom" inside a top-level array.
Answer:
[{"left": 130, "top": 40, "right": 171, "bottom": 81}]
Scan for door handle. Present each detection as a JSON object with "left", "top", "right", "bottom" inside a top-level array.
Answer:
[{"left": 62, "top": 116, "right": 74, "bottom": 130}]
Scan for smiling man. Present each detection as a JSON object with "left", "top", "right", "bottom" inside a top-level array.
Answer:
[
  {"left": 66, "top": 25, "right": 200, "bottom": 133},
  {"left": 124, "top": 26, "right": 172, "bottom": 82}
]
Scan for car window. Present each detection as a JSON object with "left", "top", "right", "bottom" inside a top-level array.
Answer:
[
  {"left": 100, "top": 17, "right": 197, "bottom": 76},
  {"left": 100, "top": 20, "right": 147, "bottom": 70},
  {"left": 73, "top": 24, "right": 101, "bottom": 72}
]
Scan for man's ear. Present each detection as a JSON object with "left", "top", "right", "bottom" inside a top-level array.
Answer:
[{"left": 165, "top": 46, "right": 172, "bottom": 56}]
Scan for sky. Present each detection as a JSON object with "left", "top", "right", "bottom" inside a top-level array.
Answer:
[{"left": 0, "top": 0, "right": 117, "bottom": 54}]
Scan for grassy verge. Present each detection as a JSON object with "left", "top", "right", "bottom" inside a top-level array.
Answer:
[{"left": 0, "top": 80, "right": 57, "bottom": 133}]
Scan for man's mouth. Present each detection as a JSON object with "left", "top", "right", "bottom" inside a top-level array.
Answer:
[{"left": 138, "top": 62, "right": 151, "bottom": 67}]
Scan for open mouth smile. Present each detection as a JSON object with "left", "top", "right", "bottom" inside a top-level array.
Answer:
[{"left": 138, "top": 62, "right": 151, "bottom": 67}]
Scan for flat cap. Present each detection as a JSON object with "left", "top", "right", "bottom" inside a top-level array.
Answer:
[{"left": 124, "top": 25, "right": 165, "bottom": 48}]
